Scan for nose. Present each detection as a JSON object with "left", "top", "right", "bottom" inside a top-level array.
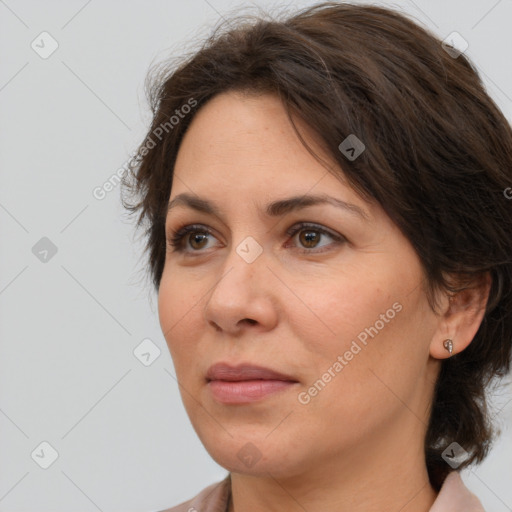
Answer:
[{"left": 203, "top": 240, "right": 279, "bottom": 335}]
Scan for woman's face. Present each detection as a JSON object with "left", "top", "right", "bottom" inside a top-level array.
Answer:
[{"left": 159, "top": 91, "right": 443, "bottom": 478}]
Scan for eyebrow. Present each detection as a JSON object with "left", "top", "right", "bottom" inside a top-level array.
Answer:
[{"left": 167, "top": 192, "right": 369, "bottom": 221}]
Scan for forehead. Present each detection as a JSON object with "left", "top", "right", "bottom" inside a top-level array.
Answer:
[{"left": 173, "top": 91, "right": 349, "bottom": 195}]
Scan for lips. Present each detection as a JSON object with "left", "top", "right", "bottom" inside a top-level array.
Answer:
[
  {"left": 206, "top": 363, "right": 298, "bottom": 382},
  {"left": 205, "top": 362, "right": 299, "bottom": 404}
]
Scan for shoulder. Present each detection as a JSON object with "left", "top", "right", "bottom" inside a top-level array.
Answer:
[
  {"left": 157, "top": 473, "right": 231, "bottom": 512},
  {"left": 430, "top": 471, "right": 486, "bottom": 512}
]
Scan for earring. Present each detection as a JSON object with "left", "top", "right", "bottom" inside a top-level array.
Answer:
[{"left": 443, "top": 339, "right": 453, "bottom": 356}]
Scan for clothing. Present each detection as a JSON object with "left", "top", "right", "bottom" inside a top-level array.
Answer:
[
  {"left": 159, "top": 471, "right": 485, "bottom": 512},
  {"left": 429, "top": 472, "right": 485, "bottom": 512}
]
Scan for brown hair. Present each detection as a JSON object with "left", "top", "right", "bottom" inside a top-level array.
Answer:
[{"left": 121, "top": 1, "right": 512, "bottom": 490}]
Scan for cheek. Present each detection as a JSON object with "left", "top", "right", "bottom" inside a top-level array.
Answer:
[
  {"left": 294, "top": 274, "right": 434, "bottom": 428},
  {"left": 285, "top": 265, "right": 405, "bottom": 363},
  {"left": 158, "top": 271, "right": 203, "bottom": 362},
  {"left": 286, "top": 260, "right": 431, "bottom": 406}
]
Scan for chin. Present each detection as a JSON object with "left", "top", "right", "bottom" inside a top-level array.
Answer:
[{"left": 199, "top": 432, "right": 304, "bottom": 478}]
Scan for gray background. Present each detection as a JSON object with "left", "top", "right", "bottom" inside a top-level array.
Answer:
[{"left": 0, "top": 0, "right": 511, "bottom": 510}]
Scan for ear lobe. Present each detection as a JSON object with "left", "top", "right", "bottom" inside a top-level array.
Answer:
[{"left": 429, "top": 272, "right": 491, "bottom": 359}]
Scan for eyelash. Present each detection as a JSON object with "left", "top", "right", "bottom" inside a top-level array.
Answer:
[{"left": 166, "top": 222, "right": 346, "bottom": 255}]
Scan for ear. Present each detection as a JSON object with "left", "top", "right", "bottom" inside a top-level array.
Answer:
[{"left": 430, "top": 272, "right": 492, "bottom": 359}]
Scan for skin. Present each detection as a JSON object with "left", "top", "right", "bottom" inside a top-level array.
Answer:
[{"left": 158, "top": 90, "right": 490, "bottom": 512}]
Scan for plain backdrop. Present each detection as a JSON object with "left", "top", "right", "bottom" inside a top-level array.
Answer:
[{"left": 0, "top": 0, "right": 511, "bottom": 511}]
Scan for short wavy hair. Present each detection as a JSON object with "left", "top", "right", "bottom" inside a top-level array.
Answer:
[{"left": 121, "top": 1, "right": 512, "bottom": 490}]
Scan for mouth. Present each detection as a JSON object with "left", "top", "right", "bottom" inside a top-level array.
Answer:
[{"left": 205, "top": 362, "right": 299, "bottom": 404}]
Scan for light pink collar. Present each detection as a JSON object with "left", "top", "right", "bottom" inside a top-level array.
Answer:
[{"left": 429, "top": 472, "right": 485, "bottom": 511}]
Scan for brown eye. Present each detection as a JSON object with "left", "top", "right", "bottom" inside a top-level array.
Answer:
[
  {"left": 188, "top": 232, "right": 210, "bottom": 250},
  {"left": 166, "top": 224, "right": 217, "bottom": 253},
  {"left": 286, "top": 222, "right": 346, "bottom": 254},
  {"left": 298, "top": 229, "right": 322, "bottom": 248}
]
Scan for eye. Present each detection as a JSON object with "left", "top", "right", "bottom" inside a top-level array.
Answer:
[
  {"left": 285, "top": 222, "right": 346, "bottom": 253},
  {"left": 166, "top": 222, "right": 346, "bottom": 255},
  {"left": 166, "top": 224, "right": 217, "bottom": 253}
]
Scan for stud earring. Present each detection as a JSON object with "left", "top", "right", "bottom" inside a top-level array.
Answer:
[{"left": 443, "top": 339, "right": 453, "bottom": 356}]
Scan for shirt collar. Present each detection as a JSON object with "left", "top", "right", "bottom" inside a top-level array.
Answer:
[{"left": 429, "top": 472, "right": 485, "bottom": 511}]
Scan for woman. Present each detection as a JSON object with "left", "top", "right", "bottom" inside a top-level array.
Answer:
[{"left": 121, "top": 2, "right": 512, "bottom": 511}]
